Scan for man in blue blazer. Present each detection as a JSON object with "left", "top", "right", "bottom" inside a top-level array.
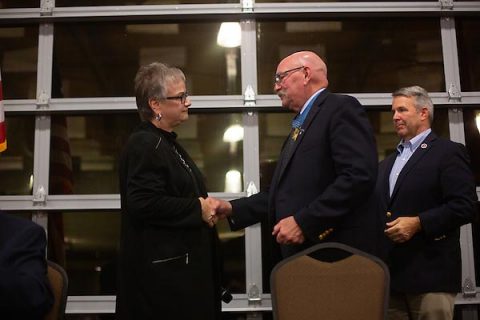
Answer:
[
  {"left": 210, "top": 51, "right": 379, "bottom": 259},
  {"left": 377, "top": 86, "right": 477, "bottom": 319},
  {"left": 0, "top": 212, "right": 53, "bottom": 319}
]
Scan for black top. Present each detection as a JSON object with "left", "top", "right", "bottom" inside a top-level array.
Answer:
[{"left": 115, "top": 121, "right": 222, "bottom": 320}]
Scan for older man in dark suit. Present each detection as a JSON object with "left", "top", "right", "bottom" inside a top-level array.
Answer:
[
  {"left": 209, "top": 51, "right": 379, "bottom": 259},
  {"left": 0, "top": 212, "right": 53, "bottom": 319},
  {"left": 377, "top": 86, "right": 477, "bottom": 320}
]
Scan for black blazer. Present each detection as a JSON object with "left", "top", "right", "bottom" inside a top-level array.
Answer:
[
  {"left": 231, "top": 90, "right": 379, "bottom": 258},
  {"left": 0, "top": 212, "right": 53, "bottom": 319},
  {"left": 377, "top": 132, "right": 477, "bottom": 293},
  {"left": 115, "top": 121, "right": 222, "bottom": 320}
]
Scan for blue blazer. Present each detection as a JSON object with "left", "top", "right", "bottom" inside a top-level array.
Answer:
[
  {"left": 231, "top": 89, "right": 379, "bottom": 258},
  {"left": 377, "top": 132, "right": 477, "bottom": 293},
  {"left": 0, "top": 212, "right": 53, "bottom": 319}
]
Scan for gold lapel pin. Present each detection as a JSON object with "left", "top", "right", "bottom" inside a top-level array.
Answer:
[{"left": 292, "top": 128, "right": 301, "bottom": 141}]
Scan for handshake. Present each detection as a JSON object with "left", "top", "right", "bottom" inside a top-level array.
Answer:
[
  {"left": 197, "top": 196, "right": 306, "bottom": 246},
  {"left": 198, "top": 197, "right": 232, "bottom": 228}
]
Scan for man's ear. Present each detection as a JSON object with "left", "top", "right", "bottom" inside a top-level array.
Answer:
[
  {"left": 303, "top": 66, "right": 310, "bottom": 84},
  {"left": 420, "top": 107, "right": 429, "bottom": 121}
]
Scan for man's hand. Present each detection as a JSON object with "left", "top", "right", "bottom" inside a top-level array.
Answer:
[
  {"left": 272, "top": 216, "right": 305, "bottom": 245},
  {"left": 385, "top": 216, "right": 421, "bottom": 243}
]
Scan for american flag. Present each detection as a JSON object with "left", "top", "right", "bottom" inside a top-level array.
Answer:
[{"left": 0, "top": 68, "right": 6, "bottom": 153}]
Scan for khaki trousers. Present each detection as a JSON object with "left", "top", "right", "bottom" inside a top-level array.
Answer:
[{"left": 388, "top": 292, "right": 456, "bottom": 320}]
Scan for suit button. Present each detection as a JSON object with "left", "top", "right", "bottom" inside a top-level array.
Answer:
[{"left": 386, "top": 211, "right": 392, "bottom": 218}]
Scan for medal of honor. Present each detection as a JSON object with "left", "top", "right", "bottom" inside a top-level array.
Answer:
[{"left": 292, "top": 128, "right": 301, "bottom": 141}]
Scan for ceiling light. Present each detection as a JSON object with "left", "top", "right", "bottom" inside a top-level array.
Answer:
[
  {"left": 217, "top": 22, "right": 241, "bottom": 48},
  {"left": 223, "top": 124, "right": 244, "bottom": 143}
]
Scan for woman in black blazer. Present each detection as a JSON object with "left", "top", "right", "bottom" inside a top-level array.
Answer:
[{"left": 115, "top": 62, "right": 222, "bottom": 320}]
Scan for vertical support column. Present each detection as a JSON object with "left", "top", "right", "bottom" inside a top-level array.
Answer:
[
  {"left": 448, "top": 108, "right": 477, "bottom": 295},
  {"left": 33, "top": 23, "right": 54, "bottom": 204},
  {"left": 441, "top": 15, "right": 478, "bottom": 317},
  {"left": 32, "top": 22, "right": 54, "bottom": 234},
  {"left": 243, "top": 111, "right": 262, "bottom": 299},
  {"left": 241, "top": 17, "right": 265, "bottom": 316},
  {"left": 441, "top": 16, "right": 461, "bottom": 102}
]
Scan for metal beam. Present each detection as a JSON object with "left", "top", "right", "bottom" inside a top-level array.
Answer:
[{"left": 2, "top": 2, "right": 480, "bottom": 24}]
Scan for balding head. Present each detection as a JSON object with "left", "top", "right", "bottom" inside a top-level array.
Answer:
[
  {"left": 282, "top": 51, "right": 328, "bottom": 88},
  {"left": 275, "top": 51, "right": 329, "bottom": 112}
]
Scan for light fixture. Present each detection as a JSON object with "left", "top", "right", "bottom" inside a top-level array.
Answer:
[
  {"left": 217, "top": 22, "right": 241, "bottom": 48},
  {"left": 476, "top": 111, "right": 480, "bottom": 133},
  {"left": 223, "top": 124, "right": 244, "bottom": 154},
  {"left": 29, "top": 174, "right": 34, "bottom": 191},
  {"left": 223, "top": 124, "right": 244, "bottom": 143},
  {"left": 225, "top": 169, "right": 242, "bottom": 193}
]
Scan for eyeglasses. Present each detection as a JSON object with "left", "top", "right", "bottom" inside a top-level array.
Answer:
[
  {"left": 274, "top": 66, "right": 304, "bottom": 84},
  {"left": 166, "top": 92, "right": 189, "bottom": 104}
]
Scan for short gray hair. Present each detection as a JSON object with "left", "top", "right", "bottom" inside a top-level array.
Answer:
[
  {"left": 134, "top": 62, "right": 186, "bottom": 121},
  {"left": 392, "top": 85, "right": 434, "bottom": 123}
]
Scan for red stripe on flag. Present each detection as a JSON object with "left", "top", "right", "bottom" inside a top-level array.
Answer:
[
  {"left": 0, "top": 122, "right": 6, "bottom": 152},
  {"left": 0, "top": 122, "right": 5, "bottom": 141},
  {"left": 0, "top": 71, "right": 6, "bottom": 153}
]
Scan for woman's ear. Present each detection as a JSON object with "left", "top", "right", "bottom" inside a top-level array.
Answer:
[{"left": 149, "top": 98, "right": 160, "bottom": 113}]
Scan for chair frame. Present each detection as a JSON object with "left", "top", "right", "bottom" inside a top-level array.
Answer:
[
  {"left": 270, "top": 242, "right": 390, "bottom": 320},
  {"left": 46, "top": 260, "right": 68, "bottom": 320}
]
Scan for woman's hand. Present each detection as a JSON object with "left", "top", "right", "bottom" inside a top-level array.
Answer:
[{"left": 199, "top": 197, "right": 218, "bottom": 227}]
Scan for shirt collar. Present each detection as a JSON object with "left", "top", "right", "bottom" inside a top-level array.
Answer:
[
  {"left": 299, "top": 88, "right": 325, "bottom": 115},
  {"left": 396, "top": 128, "right": 431, "bottom": 153}
]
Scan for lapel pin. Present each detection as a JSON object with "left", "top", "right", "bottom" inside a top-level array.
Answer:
[
  {"left": 421, "top": 143, "right": 427, "bottom": 149},
  {"left": 292, "top": 128, "right": 300, "bottom": 141}
]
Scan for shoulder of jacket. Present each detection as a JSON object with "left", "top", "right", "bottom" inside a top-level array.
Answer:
[
  {"left": 326, "top": 91, "right": 356, "bottom": 101},
  {"left": 324, "top": 93, "right": 361, "bottom": 109},
  {"left": 129, "top": 129, "right": 164, "bottom": 146},
  {"left": 427, "top": 135, "right": 469, "bottom": 160},
  {"left": 430, "top": 134, "right": 459, "bottom": 148},
  {"left": 1, "top": 214, "right": 44, "bottom": 236}
]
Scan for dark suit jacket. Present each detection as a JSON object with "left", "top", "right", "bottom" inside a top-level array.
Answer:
[
  {"left": 0, "top": 212, "right": 53, "bottom": 319},
  {"left": 115, "top": 121, "right": 222, "bottom": 320},
  {"left": 377, "top": 132, "right": 477, "bottom": 293},
  {"left": 231, "top": 90, "right": 379, "bottom": 259}
]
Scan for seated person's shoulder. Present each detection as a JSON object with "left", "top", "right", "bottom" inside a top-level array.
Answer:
[
  {"left": 0, "top": 212, "right": 40, "bottom": 229},
  {"left": 0, "top": 213, "right": 45, "bottom": 243}
]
